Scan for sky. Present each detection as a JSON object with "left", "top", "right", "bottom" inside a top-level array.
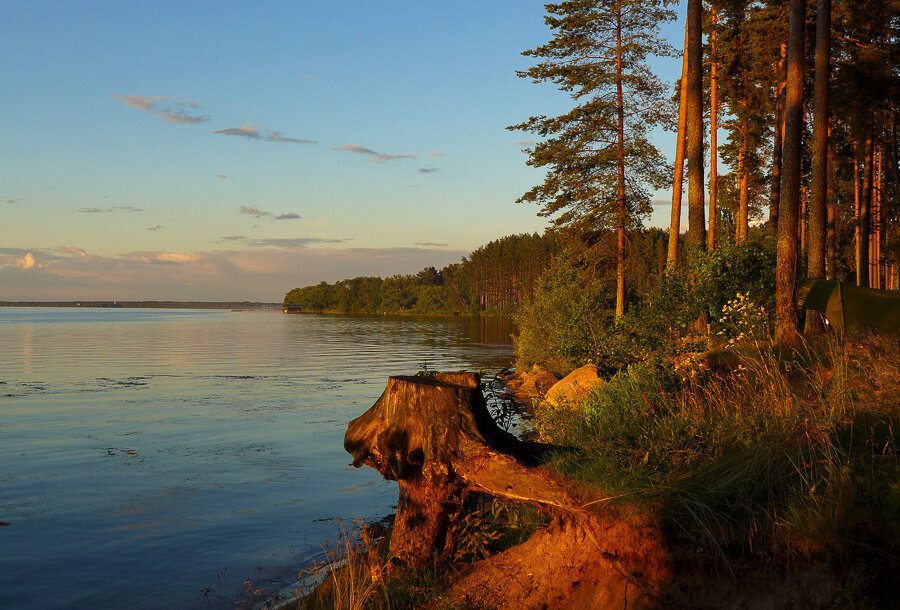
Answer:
[{"left": 1, "top": 1, "right": 685, "bottom": 302}]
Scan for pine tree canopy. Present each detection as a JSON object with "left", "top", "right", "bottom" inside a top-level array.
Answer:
[{"left": 509, "top": 0, "right": 677, "bottom": 233}]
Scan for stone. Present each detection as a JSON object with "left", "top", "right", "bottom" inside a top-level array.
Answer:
[{"left": 545, "top": 364, "right": 604, "bottom": 407}]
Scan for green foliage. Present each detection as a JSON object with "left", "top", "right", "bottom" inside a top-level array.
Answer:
[
  {"left": 689, "top": 233, "right": 777, "bottom": 320},
  {"left": 509, "top": 0, "right": 676, "bottom": 233},
  {"left": 514, "top": 246, "right": 614, "bottom": 376},
  {"left": 516, "top": 233, "right": 777, "bottom": 375}
]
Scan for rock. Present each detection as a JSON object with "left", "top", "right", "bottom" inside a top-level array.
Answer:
[
  {"left": 517, "top": 366, "right": 560, "bottom": 398},
  {"left": 545, "top": 364, "right": 603, "bottom": 407}
]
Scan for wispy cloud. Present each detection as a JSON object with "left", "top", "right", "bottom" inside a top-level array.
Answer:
[
  {"left": 510, "top": 140, "right": 537, "bottom": 146},
  {"left": 113, "top": 94, "right": 209, "bottom": 124},
  {"left": 415, "top": 242, "right": 448, "bottom": 247},
  {"left": 418, "top": 167, "right": 438, "bottom": 174},
  {"left": 427, "top": 151, "right": 446, "bottom": 157},
  {"left": 239, "top": 205, "right": 271, "bottom": 218},
  {"left": 78, "top": 206, "right": 143, "bottom": 213},
  {"left": 57, "top": 246, "right": 87, "bottom": 257},
  {"left": 215, "top": 124, "right": 315, "bottom": 144},
  {"left": 333, "top": 143, "right": 415, "bottom": 163},
  {"left": 268, "top": 131, "right": 315, "bottom": 144},
  {"left": 6, "top": 198, "right": 19, "bottom": 204},
  {"left": 239, "top": 206, "right": 300, "bottom": 220},
  {"left": 216, "top": 174, "right": 228, "bottom": 179},
  {"left": 215, "top": 124, "right": 260, "bottom": 139},
  {"left": 220, "top": 235, "right": 348, "bottom": 249}
]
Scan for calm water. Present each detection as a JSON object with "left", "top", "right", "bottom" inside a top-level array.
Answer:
[{"left": 0, "top": 308, "right": 515, "bottom": 609}]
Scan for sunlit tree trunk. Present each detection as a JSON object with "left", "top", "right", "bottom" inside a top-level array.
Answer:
[
  {"left": 687, "top": 0, "right": 706, "bottom": 251},
  {"left": 737, "top": 129, "right": 750, "bottom": 242},
  {"left": 615, "top": 1, "right": 627, "bottom": 318},
  {"left": 854, "top": 142, "right": 862, "bottom": 279},
  {"left": 776, "top": 0, "right": 805, "bottom": 345},
  {"left": 800, "top": 186, "right": 807, "bottom": 268},
  {"left": 872, "top": 145, "right": 882, "bottom": 288},
  {"left": 771, "top": 43, "right": 787, "bottom": 235},
  {"left": 807, "top": 0, "right": 830, "bottom": 338},
  {"left": 859, "top": 127, "right": 874, "bottom": 287},
  {"left": 708, "top": 10, "right": 719, "bottom": 251},
  {"left": 826, "top": 120, "right": 836, "bottom": 280},
  {"left": 668, "top": 23, "right": 689, "bottom": 273}
]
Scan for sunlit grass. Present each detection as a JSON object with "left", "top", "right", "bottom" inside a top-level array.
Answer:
[{"left": 535, "top": 333, "right": 900, "bottom": 564}]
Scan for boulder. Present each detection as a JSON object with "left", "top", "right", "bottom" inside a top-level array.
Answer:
[
  {"left": 517, "top": 365, "right": 560, "bottom": 398},
  {"left": 545, "top": 364, "right": 603, "bottom": 407}
]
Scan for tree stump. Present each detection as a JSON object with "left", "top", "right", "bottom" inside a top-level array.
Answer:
[{"left": 344, "top": 372, "right": 577, "bottom": 564}]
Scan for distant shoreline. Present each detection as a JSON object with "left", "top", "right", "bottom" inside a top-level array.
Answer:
[{"left": 0, "top": 301, "right": 281, "bottom": 310}]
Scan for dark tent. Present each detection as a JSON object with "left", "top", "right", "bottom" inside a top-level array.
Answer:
[{"left": 798, "top": 279, "right": 900, "bottom": 334}]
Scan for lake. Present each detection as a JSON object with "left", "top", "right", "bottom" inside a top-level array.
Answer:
[{"left": 0, "top": 308, "right": 516, "bottom": 609}]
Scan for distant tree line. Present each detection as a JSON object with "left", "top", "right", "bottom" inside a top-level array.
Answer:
[
  {"left": 284, "top": 233, "right": 557, "bottom": 315},
  {"left": 283, "top": 230, "right": 679, "bottom": 316},
  {"left": 284, "top": 233, "right": 563, "bottom": 315}
]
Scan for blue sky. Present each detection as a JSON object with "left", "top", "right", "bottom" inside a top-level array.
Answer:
[{"left": 1, "top": 1, "right": 685, "bottom": 301}]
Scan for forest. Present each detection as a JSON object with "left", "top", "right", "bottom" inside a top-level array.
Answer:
[{"left": 283, "top": 233, "right": 560, "bottom": 315}]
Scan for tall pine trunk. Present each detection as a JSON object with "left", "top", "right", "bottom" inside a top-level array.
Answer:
[
  {"left": 686, "top": 0, "right": 705, "bottom": 251},
  {"left": 708, "top": 10, "right": 719, "bottom": 251},
  {"left": 859, "top": 127, "right": 874, "bottom": 287},
  {"left": 806, "top": 0, "right": 830, "bottom": 334},
  {"left": 826, "top": 120, "right": 836, "bottom": 279},
  {"left": 667, "top": 23, "right": 689, "bottom": 273},
  {"left": 738, "top": 123, "right": 750, "bottom": 242},
  {"left": 776, "top": 0, "right": 805, "bottom": 345},
  {"left": 615, "top": 2, "right": 627, "bottom": 318},
  {"left": 771, "top": 43, "right": 787, "bottom": 235}
]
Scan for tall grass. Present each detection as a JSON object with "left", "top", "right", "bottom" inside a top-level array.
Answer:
[{"left": 535, "top": 334, "right": 900, "bottom": 562}]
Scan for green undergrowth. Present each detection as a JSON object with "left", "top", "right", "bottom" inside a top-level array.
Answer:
[{"left": 535, "top": 334, "right": 900, "bottom": 567}]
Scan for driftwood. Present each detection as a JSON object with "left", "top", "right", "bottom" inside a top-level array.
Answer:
[{"left": 344, "top": 372, "right": 580, "bottom": 564}]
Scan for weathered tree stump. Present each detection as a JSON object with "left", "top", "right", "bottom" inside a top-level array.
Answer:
[{"left": 344, "top": 372, "right": 577, "bottom": 564}]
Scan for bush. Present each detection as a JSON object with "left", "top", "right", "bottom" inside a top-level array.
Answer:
[
  {"left": 513, "top": 248, "right": 614, "bottom": 376},
  {"left": 515, "top": 233, "right": 778, "bottom": 375}
]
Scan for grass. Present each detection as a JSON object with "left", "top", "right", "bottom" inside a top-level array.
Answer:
[
  {"left": 534, "top": 333, "right": 900, "bottom": 567},
  {"left": 292, "top": 499, "right": 545, "bottom": 610}
]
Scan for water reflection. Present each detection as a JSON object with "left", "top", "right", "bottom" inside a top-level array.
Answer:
[{"left": 0, "top": 309, "right": 514, "bottom": 609}]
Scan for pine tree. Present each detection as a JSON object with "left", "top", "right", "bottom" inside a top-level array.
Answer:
[
  {"left": 511, "top": 0, "right": 675, "bottom": 318},
  {"left": 686, "top": 0, "right": 706, "bottom": 250},
  {"left": 776, "top": 0, "right": 806, "bottom": 345}
]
